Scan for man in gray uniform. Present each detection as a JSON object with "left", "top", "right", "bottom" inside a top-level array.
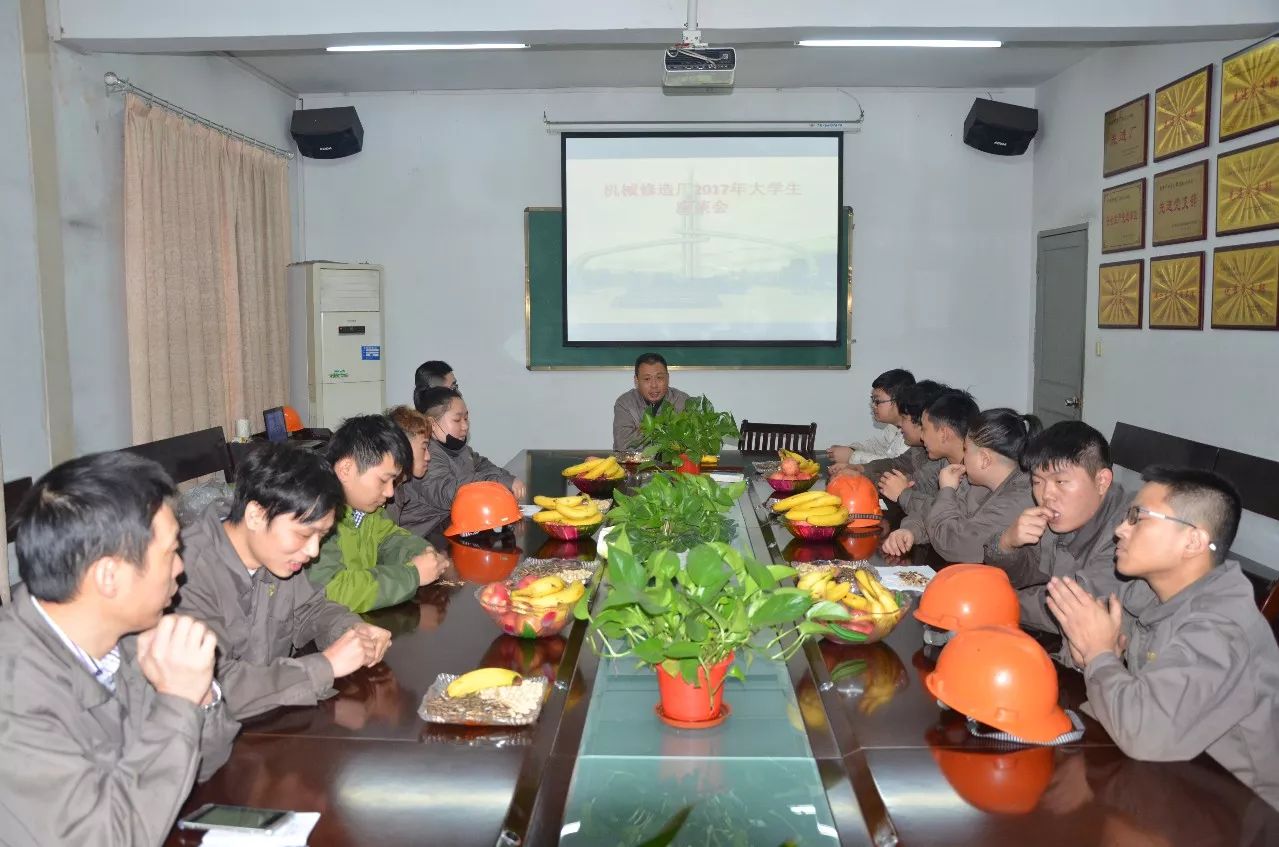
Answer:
[
  {"left": 1047, "top": 466, "right": 1279, "bottom": 810},
  {"left": 0, "top": 452, "right": 239, "bottom": 845},
  {"left": 984, "top": 421, "right": 1132, "bottom": 632},
  {"left": 176, "top": 444, "right": 392, "bottom": 719},
  {"left": 612, "top": 352, "right": 691, "bottom": 452}
]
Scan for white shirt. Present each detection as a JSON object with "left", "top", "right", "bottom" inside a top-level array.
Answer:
[{"left": 850, "top": 425, "right": 908, "bottom": 465}]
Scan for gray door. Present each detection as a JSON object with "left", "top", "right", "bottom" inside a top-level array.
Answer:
[{"left": 1033, "top": 226, "right": 1087, "bottom": 427}]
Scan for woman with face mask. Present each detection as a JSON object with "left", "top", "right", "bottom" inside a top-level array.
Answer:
[{"left": 411, "top": 387, "right": 527, "bottom": 537}]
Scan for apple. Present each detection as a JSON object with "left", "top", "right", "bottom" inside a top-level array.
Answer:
[
  {"left": 515, "top": 574, "right": 539, "bottom": 590},
  {"left": 780, "top": 457, "right": 800, "bottom": 476},
  {"left": 479, "top": 582, "right": 511, "bottom": 608},
  {"left": 499, "top": 611, "right": 520, "bottom": 634}
]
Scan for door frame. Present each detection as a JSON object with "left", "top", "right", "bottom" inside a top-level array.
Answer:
[{"left": 1033, "top": 223, "right": 1089, "bottom": 421}]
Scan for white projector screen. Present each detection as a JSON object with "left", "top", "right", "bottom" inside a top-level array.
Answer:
[{"left": 562, "top": 134, "right": 842, "bottom": 345}]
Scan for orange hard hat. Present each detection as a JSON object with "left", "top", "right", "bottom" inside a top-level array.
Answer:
[
  {"left": 826, "top": 475, "right": 882, "bottom": 529},
  {"left": 282, "top": 405, "right": 304, "bottom": 433},
  {"left": 444, "top": 481, "right": 522, "bottom": 536},
  {"left": 915, "top": 564, "right": 1020, "bottom": 636},
  {"left": 929, "top": 743, "right": 1056, "bottom": 815},
  {"left": 448, "top": 537, "right": 520, "bottom": 583},
  {"left": 840, "top": 529, "right": 881, "bottom": 561},
  {"left": 925, "top": 625, "right": 1072, "bottom": 744}
]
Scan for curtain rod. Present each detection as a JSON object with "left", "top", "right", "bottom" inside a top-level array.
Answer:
[{"left": 104, "top": 72, "right": 295, "bottom": 160}]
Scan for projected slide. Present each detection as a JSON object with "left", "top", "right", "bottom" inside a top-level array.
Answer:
[{"left": 563, "top": 134, "right": 841, "bottom": 344}]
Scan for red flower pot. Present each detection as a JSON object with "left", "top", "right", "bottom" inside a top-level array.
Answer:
[
  {"left": 676, "top": 453, "right": 702, "bottom": 475},
  {"left": 655, "top": 654, "right": 734, "bottom": 725}
]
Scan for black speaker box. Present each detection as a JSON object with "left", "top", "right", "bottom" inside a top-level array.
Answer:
[
  {"left": 963, "top": 99, "right": 1038, "bottom": 156},
  {"left": 291, "top": 106, "right": 364, "bottom": 159}
]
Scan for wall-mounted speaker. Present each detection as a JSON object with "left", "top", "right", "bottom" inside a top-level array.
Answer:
[
  {"left": 963, "top": 99, "right": 1038, "bottom": 156},
  {"left": 290, "top": 106, "right": 364, "bottom": 159}
]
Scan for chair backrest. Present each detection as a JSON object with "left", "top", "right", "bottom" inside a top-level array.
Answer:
[
  {"left": 1213, "top": 448, "right": 1279, "bottom": 523},
  {"left": 4, "top": 476, "right": 33, "bottom": 545},
  {"left": 1110, "top": 422, "right": 1219, "bottom": 474},
  {"left": 122, "top": 427, "right": 234, "bottom": 485},
  {"left": 738, "top": 420, "right": 817, "bottom": 457}
]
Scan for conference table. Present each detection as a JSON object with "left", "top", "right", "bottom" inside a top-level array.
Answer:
[{"left": 167, "top": 450, "right": 1279, "bottom": 846}]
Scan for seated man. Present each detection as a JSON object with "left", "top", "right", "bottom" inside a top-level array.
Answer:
[
  {"left": 0, "top": 452, "right": 239, "bottom": 845},
  {"left": 414, "top": 359, "right": 458, "bottom": 393},
  {"left": 612, "top": 352, "right": 690, "bottom": 452},
  {"left": 176, "top": 444, "right": 393, "bottom": 719},
  {"left": 826, "top": 368, "right": 914, "bottom": 466},
  {"left": 984, "top": 420, "right": 1132, "bottom": 632},
  {"left": 1047, "top": 466, "right": 1279, "bottom": 809},
  {"left": 307, "top": 415, "right": 450, "bottom": 613}
]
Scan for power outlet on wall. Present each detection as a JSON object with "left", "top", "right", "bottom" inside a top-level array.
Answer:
[{"left": 1095, "top": 341, "right": 1103, "bottom": 357}]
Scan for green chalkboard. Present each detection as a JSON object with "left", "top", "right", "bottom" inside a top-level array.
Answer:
[{"left": 524, "top": 207, "right": 853, "bottom": 370}]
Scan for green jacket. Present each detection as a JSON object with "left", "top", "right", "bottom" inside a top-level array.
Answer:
[{"left": 308, "top": 507, "right": 428, "bottom": 613}]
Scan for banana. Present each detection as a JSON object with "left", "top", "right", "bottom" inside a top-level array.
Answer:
[
  {"left": 806, "top": 508, "right": 851, "bottom": 527},
  {"left": 562, "top": 457, "right": 607, "bottom": 477},
  {"left": 786, "top": 504, "right": 838, "bottom": 522},
  {"left": 532, "top": 510, "right": 563, "bottom": 524},
  {"left": 797, "top": 568, "right": 836, "bottom": 591},
  {"left": 842, "top": 592, "right": 873, "bottom": 612},
  {"left": 772, "top": 491, "right": 828, "bottom": 512},
  {"left": 824, "top": 581, "right": 851, "bottom": 602},
  {"left": 512, "top": 575, "right": 565, "bottom": 598},
  {"left": 525, "top": 580, "right": 586, "bottom": 608},
  {"left": 446, "top": 667, "right": 522, "bottom": 698},
  {"left": 582, "top": 457, "right": 622, "bottom": 480},
  {"left": 555, "top": 501, "right": 599, "bottom": 520},
  {"left": 554, "top": 495, "right": 589, "bottom": 507},
  {"left": 853, "top": 569, "right": 897, "bottom": 613},
  {"left": 533, "top": 495, "right": 559, "bottom": 509},
  {"left": 557, "top": 514, "right": 603, "bottom": 527}
]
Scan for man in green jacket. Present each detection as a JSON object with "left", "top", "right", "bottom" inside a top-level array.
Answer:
[{"left": 308, "top": 415, "right": 450, "bottom": 613}]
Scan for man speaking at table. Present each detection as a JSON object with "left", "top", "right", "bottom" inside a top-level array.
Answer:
[{"left": 612, "top": 353, "right": 691, "bottom": 452}]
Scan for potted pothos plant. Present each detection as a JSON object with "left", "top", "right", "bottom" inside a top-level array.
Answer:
[
  {"left": 603, "top": 472, "right": 743, "bottom": 561},
  {"left": 640, "top": 395, "right": 739, "bottom": 473},
  {"left": 573, "top": 531, "right": 851, "bottom": 726}
]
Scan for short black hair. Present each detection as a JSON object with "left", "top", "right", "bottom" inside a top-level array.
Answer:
[
  {"left": 1141, "top": 466, "right": 1241, "bottom": 566},
  {"left": 871, "top": 369, "right": 915, "bottom": 404},
  {"left": 325, "top": 415, "right": 413, "bottom": 475},
  {"left": 15, "top": 452, "right": 176, "bottom": 603},
  {"left": 414, "top": 360, "right": 454, "bottom": 391},
  {"left": 228, "top": 443, "right": 345, "bottom": 526},
  {"left": 414, "top": 385, "right": 462, "bottom": 419},
  {"left": 1021, "top": 420, "right": 1111, "bottom": 476},
  {"left": 968, "top": 408, "right": 1043, "bottom": 464},
  {"left": 898, "top": 379, "right": 950, "bottom": 425},
  {"left": 634, "top": 352, "right": 668, "bottom": 376},
  {"left": 922, "top": 389, "right": 979, "bottom": 439}
]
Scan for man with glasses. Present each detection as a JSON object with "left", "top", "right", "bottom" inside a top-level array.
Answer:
[
  {"left": 826, "top": 368, "right": 914, "bottom": 469},
  {"left": 1045, "top": 466, "right": 1279, "bottom": 809},
  {"left": 985, "top": 420, "right": 1133, "bottom": 632}
]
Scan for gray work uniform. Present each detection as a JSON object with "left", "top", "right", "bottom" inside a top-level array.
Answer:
[
  {"left": 386, "top": 475, "right": 434, "bottom": 537},
  {"left": 175, "top": 503, "right": 361, "bottom": 719},
  {"left": 413, "top": 439, "right": 517, "bottom": 536},
  {"left": 612, "top": 387, "right": 690, "bottom": 452},
  {"left": 922, "top": 470, "right": 1034, "bottom": 563}
]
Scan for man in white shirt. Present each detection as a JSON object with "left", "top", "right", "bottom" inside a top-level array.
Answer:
[
  {"left": 827, "top": 368, "right": 915, "bottom": 467},
  {"left": 0, "top": 452, "right": 239, "bottom": 846}
]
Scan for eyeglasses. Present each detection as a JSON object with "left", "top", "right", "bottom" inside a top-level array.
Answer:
[
  {"left": 1124, "top": 505, "right": 1216, "bottom": 551},
  {"left": 869, "top": 397, "right": 893, "bottom": 406}
]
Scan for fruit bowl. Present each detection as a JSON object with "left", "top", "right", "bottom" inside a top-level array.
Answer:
[
  {"left": 570, "top": 474, "right": 623, "bottom": 497},
  {"left": 475, "top": 584, "right": 579, "bottom": 639},
  {"left": 765, "top": 475, "right": 818, "bottom": 495},
  {"left": 540, "top": 518, "right": 603, "bottom": 540},
  {"left": 784, "top": 517, "right": 840, "bottom": 541},
  {"left": 821, "top": 592, "right": 912, "bottom": 645}
]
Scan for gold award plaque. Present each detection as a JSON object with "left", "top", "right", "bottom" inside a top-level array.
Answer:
[
  {"left": 1155, "top": 65, "right": 1212, "bottom": 161},
  {"left": 1220, "top": 35, "right": 1279, "bottom": 142},
  {"left": 1211, "top": 242, "right": 1279, "bottom": 330},
  {"left": 1098, "top": 260, "right": 1144, "bottom": 328},
  {"left": 1153, "top": 160, "right": 1208, "bottom": 245},
  {"left": 1217, "top": 137, "right": 1279, "bottom": 236},
  {"left": 1101, "top": 179, "right": 1146, "bottom": 253},
  {"left": 1104, "top": 95, "right": 1149, "bottom": 177},
  {"left": 1149, "top": 252, "right": 1204, "bottom": 329}
]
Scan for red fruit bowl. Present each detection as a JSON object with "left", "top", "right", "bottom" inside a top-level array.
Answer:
[
  {"left": 539, "top": 519, "right": 603, "bottom": 540},
  {"left": 819, "top": 592, "right": 913, "bottom": 645},
  {"left": 765, "top": 475, "right": 818, "bottom": 495},
  {"left": 475, "top": 585, "right": 577, "bottom": 639},
  {"left": 784, "top": 517, "right": 840, "bottom": 541},
  {"left": 570, "top": 474, "right": 623, "bottom": 496}
]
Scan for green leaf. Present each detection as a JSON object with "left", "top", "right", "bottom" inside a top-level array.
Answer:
[
  {"left": 805, "top": 600, "right": 852, "bottom": 621},
  {"left": 767, "top": 564, "right": 797, "bottom": 582},
  {"left": 650, "top": 549, "right": 680, "bottom": 583},
  {"left": 664, "top": 640, "right": 702, "bottom": 659},
  {"left": 633, "top": 637, "right": 666, "bottom": 665},
  {"left": 635, "top": 806, "right": 695, "bottom": 847},
  {"left": 573, "top": 591, "right": 592, "bottom": 621},
  {"left": 726, "top": 665, "right": 747, "bottom": 685},
  {"left": 748, "top": 589, "right": 813, "bottom": 628},
  {"left": 607, "top": 542, "right": 644, "bottom": 589},
  {"left": 745, "top": 560, "right": 778, "bottom": 591},
  {"left": 678, "top": 657, "right": 700, "bottom": 684},
  {"left": 684, "top": 616, "right": 709, "bottom": 642},
  {"left": 685, "top": 545, "right": 724, "bottom": 588}
]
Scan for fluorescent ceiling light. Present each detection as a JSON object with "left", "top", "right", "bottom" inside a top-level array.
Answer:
[
  {"left": 797, "top": 39, "right": 1002, "bottom": 48},
  {"left": 327, "top": 43, "right": 529, "bottom": 52}
]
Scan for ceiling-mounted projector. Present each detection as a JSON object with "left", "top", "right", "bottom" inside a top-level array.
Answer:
[{"left": 663, "top": 46, "right": 735, "bottom": 89}]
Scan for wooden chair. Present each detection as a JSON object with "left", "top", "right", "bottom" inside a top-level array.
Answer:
[
  {"left": 1110, "top": 422, "right": 1218, "bottom": 473},
  {"left": 737, "top": 420, "right": 817, "bottom": 457},
  {"left": 1213, "top": 448, "right": 1279, "bottom": 522},
  {"left": 122, "top": 426, "right": 234, "bottom": 485},
  {"left": 4, "top": 476, "right": 32, "bottom": 545}
]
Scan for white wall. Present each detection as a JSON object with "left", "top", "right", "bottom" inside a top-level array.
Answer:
[
  {"left": 0, "top": 0, "right": 51, "bottom": 481},
  {"left": 299, "top": 87, "right": 1037, "bottom": 466},
  {"left": 51, "top": 48, "right": 300, "bottom": 453},
  {"left": 1034, "top": 39, "right": 1279, "bottom": 461}
]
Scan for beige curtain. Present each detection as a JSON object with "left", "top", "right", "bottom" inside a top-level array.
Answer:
[{"left": 123, "top": 94, "right": 291, "bottom": 444}]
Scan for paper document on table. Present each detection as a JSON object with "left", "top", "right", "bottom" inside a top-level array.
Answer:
[
  {"left": 200, "top": 813, "right": 320, "bottom": 847},
  {"left": 708, "top": 471, "right": 745, "bottom": 484},
  {"left": 874, "top": 566, "right": 937, "bottom": 593}
]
